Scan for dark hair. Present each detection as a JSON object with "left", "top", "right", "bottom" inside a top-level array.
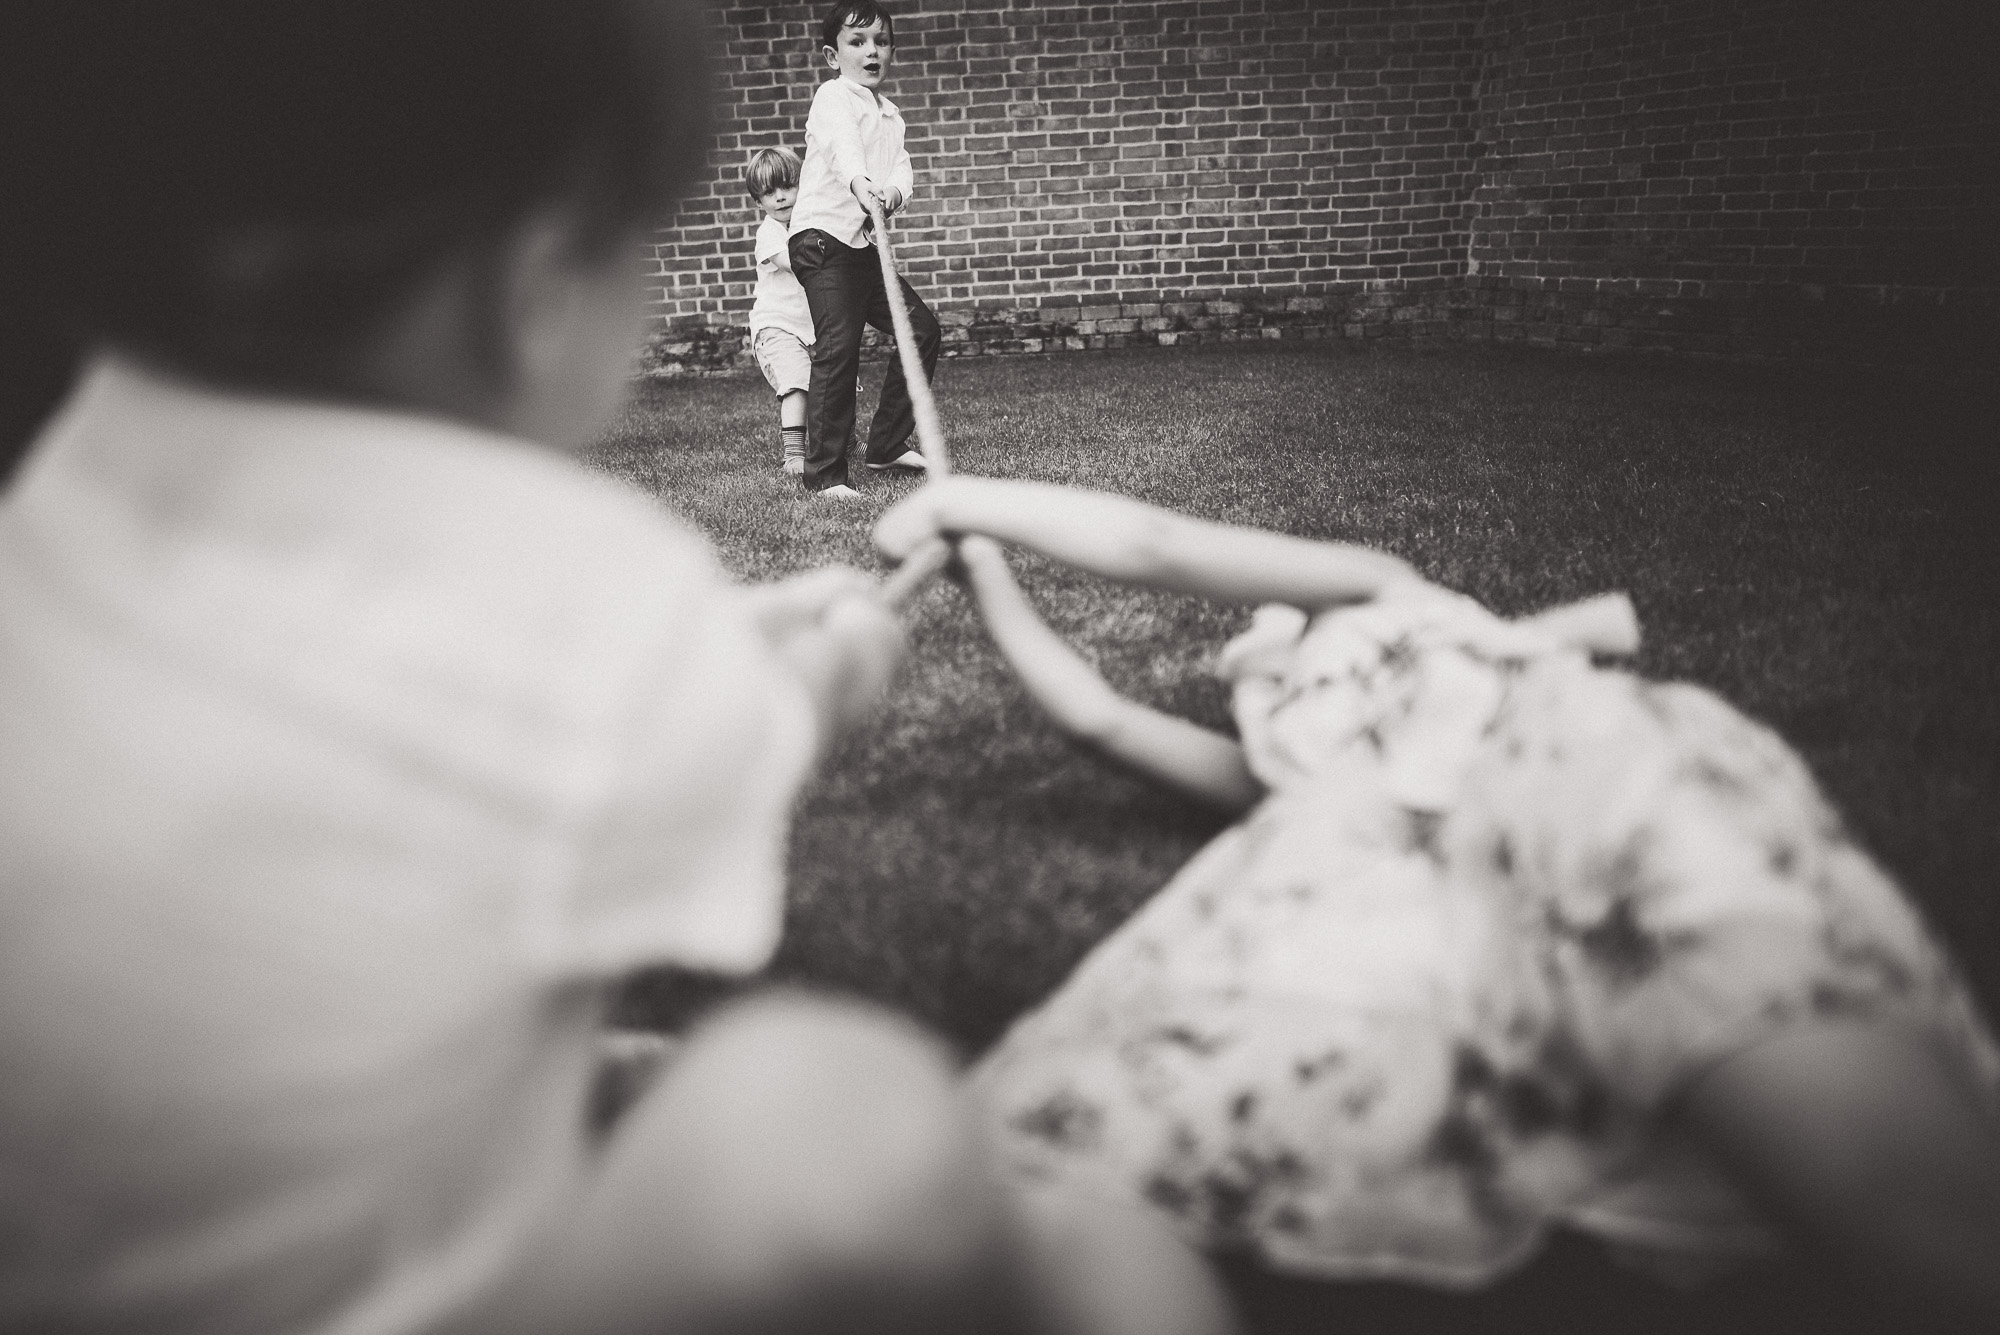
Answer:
[
  {"left": 819, "top": 0, "right": 895, "bottom": 52},
  {"left": 0, "top": 2, "right": 711, "bottom": 380}
]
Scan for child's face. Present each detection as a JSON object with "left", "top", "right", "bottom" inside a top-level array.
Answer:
[
  {"left": 824, "top": 17, "right": 892, "bottom": 88},
  {"left": 756, "top": 185, "right": 798, "bottom": 225}
]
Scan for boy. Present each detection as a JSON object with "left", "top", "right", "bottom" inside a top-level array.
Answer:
[
  {"left": 0, "top": 6, "right": 1230, "bottom": 1335},
  {"left": 744, "top": 146, "right": 814, "bottom": 476},
  {"left": 788, "top": 0, "right": 942, "bottom": 498}
]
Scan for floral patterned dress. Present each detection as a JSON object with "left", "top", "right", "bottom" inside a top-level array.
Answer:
[{"left": 971, "top": 586, "right": 2000, "bottom": 1288}]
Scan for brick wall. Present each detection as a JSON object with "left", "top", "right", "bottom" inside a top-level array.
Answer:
[
  {"left": 641, "top": 0, "right": 1997, "bottom": 374},
  {"left": 1459, "top": 0, "right": 1999, "bottom": 359}
]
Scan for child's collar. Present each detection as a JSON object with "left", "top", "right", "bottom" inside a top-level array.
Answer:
[{"left": 835, "top": 75, "right": 898, "bottom": 114}]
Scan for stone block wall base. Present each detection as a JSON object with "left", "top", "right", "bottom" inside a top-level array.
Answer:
[{"left": 637, "top": 281, "right": 1995, "bottom": 378}]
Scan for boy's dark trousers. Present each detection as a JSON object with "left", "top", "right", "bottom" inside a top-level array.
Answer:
[{"left": 788, "top": 228, "right": 941, "bottom": 491}]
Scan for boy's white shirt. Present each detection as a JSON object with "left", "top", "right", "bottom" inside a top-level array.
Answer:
[
  {"left": 788, "top": 75, "right": 915, "bottom": 249},
  {"left": 0, "top": 357, "right": 818, "bottom": 1334},
  {"left": 749, "top": 215, "right": 816, "bottom": 346}
]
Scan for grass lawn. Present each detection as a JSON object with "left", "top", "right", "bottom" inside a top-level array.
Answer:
[{"left": 591, "top": 341, "right": 1997, "bottom": 1332}]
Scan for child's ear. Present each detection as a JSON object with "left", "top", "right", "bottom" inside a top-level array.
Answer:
[
  {"left": 499, "top": 209, "right": 590, "bottom": 375},
  {"left": 823, "top": 44, "right": 839, "bottom": 68},
  {"left": 479, "top": 203, "right": 650, "bottom": 449}
]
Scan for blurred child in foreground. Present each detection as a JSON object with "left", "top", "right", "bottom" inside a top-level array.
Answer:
[
  {"left": 878, "top": 477, "right": 2000, "bottom": 1331},
  {"left": 0, "top": 7, "right": 1231, "bottom": 1334}
]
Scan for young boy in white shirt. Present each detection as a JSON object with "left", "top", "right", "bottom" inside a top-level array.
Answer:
[
  {"left": 787, "top": 0, "right": 942, "bottom": 498},
  {"left": 0, "top": 5, "right": 1233, "bottom": 1335},
  {"left": 744, "top": 147, "right": 814, "bottom": 476}
]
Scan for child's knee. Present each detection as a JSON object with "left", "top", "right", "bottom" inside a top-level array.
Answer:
[
  {"left": 679, "top": 989, "right": 955, "bottom": 1099},
  {"left": 645, "top": 992, "right": 1010, "bottom": 1299},
  {"left": 1008, "top": 1184, "right": 1240, "bottom": 1335}
]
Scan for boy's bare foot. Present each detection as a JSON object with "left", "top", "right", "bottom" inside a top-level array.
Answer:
[{"left": 866, "top": 452, "right": 928, "bottom": 472}]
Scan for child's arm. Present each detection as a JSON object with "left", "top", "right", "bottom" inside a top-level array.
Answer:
[
  {"left": 885, "top": 132, "right": 913, "bottom": 216},
  {"left": 1679, "top": 1021, "right": 2000, "bottom": 1326},
  {"left": 859, "top": 118, "right": 914, "bottom": 218},
  {"left": 879, "top": 477, "right": 1420, "bottom": 611},
  {"left": 743, "top": 567, "right": 904, "bottom": 755},
  {"left": 804, "top": 81, "right": 905, "bottom": 221},
  {"left": 1514, "top": 592, "right": 1642, "bottom": 656},
  {"left": 956, "top": 537, "right": 1263, "bottom": 814},
  {"left": 804, "top": 83, "right": 889, "bottom": 219}
]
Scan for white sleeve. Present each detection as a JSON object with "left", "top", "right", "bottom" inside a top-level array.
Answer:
[
  {"left": 889, "top": 137, "right": 914, "bottom": 205},
  {"left": 808, "top": 85, "right": 869, "bottom": 187},
  {"left": 529, "top": 575, "right": 819, "bottom": 979},
  {"left": 757, "top": 222, "right": 793, "bottom": 275}
]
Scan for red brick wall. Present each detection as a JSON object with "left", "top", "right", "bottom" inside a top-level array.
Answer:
[{"left": 641, "top": 0, "right": 1997, "bottom": 372}]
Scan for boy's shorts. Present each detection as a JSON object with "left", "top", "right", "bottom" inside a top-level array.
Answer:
[{"left": 752, "top": 327, "right": 812, "bottom": 398}]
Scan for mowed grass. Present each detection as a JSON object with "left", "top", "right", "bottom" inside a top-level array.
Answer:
[{"left": 592, "top": 340, "right": 1996, "bottom": 1329}]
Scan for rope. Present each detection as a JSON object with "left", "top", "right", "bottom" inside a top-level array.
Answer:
[{"left": 861, "top": 199, "right": 955, "bottom": 608}]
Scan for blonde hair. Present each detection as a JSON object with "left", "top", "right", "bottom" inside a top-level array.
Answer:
[{"left": 745, "top": 146, "right": 803, "bottom": 200}]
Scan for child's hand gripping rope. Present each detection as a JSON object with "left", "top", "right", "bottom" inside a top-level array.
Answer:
[{"left": 861, "top": 199, "right": 956, "bottom": 609}]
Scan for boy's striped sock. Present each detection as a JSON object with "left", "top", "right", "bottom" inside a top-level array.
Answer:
[{"left": 781, "top": 425, "right": 806, "bottom": 474}]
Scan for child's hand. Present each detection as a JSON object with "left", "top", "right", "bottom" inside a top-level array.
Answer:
[
  {"left": 850, "top": 174, "right": 889, "bottom": 217},
  {"left": 874, "top": 478, "right": 966, "bottom": 560},
  {"left": 948, "top": 534, "right": 1011, "bottom": 591},
  {"left": 814, "top": 592, "right": 905, "bottom": 734},
  {"left": 946, "top": 534, "right": 1033, "bottom": 633},
  {"left": 744, "top": 566, "right": 879, "bottom": 641},
  {"left": 746, "top": 568, "right": 905, "bottom": 744}
]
